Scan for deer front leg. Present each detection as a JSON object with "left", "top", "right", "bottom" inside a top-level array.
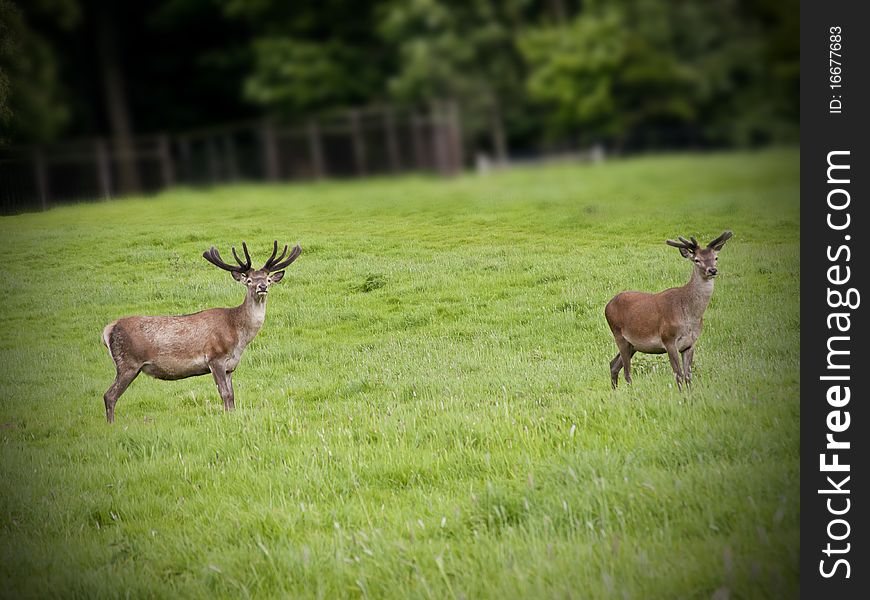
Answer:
[
  {"left": 681, "top": 346, "right": 695, "bottom": 389},
  {"left": 226, "top": 370, "right": 235, "bottom": 410},
  {"left": 209, "top": 362, "right": 235, "bottom": 411},
  {"left": 664, "top": 342, "right": 685, "bottom": 391}
]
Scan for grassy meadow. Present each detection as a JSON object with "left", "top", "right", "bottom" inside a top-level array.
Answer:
[{"left": 0, "top": 149, "right": 800, "bottom": 598}]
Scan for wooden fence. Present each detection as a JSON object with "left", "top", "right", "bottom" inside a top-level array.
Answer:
[{"left": 0, "top": 103, "right": 463, "bottom": 215}]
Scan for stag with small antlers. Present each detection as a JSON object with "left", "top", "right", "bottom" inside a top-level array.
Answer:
[
  {"left": 604, "top": 231, "right": 733, "bottom": 391},
  {"left": 101, "top": 241, "right": 301, "bottom": 422}
]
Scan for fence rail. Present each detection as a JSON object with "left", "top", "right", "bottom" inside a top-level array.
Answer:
[{"left": 0, "top": 103, "right": 463, "bottom": 215}]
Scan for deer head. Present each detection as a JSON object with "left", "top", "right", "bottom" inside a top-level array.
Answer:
[
  {"left": 202, "top": 240, "right": 302, "bottom": 298},
  {"left": 666, "top": 231, "right": 733, "bottom": 280}
]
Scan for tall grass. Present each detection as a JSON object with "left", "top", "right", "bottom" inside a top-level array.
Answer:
[{"left": 0, "top": 149, "right": 799, "bottom": 598}]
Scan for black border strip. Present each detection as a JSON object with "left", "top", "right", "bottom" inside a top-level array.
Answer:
[{"left": 801, "top": 1, "right": 868, "bottom": 596}]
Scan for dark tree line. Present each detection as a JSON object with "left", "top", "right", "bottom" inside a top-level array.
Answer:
[{"left": 1, "top": 0, "right": 798, "bottom": 153}]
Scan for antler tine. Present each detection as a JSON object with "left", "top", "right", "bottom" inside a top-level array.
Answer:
[
  {"left": 666, "top": 239, "right": 687, "bottom": 248},
  {"left": 263, "top": 240, "right": 289, "bottom": 270},
  {"left": 262, "top": 240, "right": 279, "bottom": 269},
  {"left": 273, "top": 244, "right": 289, "bottom": 265},
  {"left": 677, "top": 236, "right": 697, "bottom": 249},
  {"left": 203, "top": 246, "right": 246, "bottom": 272},
  {"left": 230, "top": 247, "right": 243, "bottom": 267},
  {"left": 707, "top": 230, "right": 734, "bottom": 248},
  {"left": 231, "top": 242, "right": 252, "bottom": 271},
  {"left": 689, "top": 236, "right": 698, "bottom": 247},
  {"left": 268, "top": 244, "right": 301, "bottom": 271}
]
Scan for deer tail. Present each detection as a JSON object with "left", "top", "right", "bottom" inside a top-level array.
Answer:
[{"left": 102, "top": 321, "right": 117, "bottom": 361}]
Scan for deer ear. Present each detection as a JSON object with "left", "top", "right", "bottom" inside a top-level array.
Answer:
[
  {"left": 270, "top": 271, "right": 285, "bottom": 283},
  {"left": 679, "top": 247, "right": 694, "bottom": 259},
  {"left": 231, "top": 271, "right": 246, "bottom": 282}
]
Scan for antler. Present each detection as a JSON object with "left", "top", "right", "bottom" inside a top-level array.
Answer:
[
  {"left": 707, "top": 230, "right": 733, "bottom": 249},
  {"left": 203, "top": 242, "right": 252, "bottom": 272},
  {"left": 262, "top": 240, "right": 289, "bottom": 270},
  {"left": 204, "top": 240, "right": 300, "bottom": 272},
  {"left": 665, "top": 236, "right": 699, "bottom": 251},
  {"left": 265, "top": 243, "right": 302, "bottom": 271},
  {"left": 232, "top": 242, "right": 252, "bottom": 270}
]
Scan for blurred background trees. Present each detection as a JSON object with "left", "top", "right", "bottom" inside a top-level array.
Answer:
[
  {"left": 520, "top": 0, "right": 798, "bottom": 148},
  {"left": 0, "top": 0, "right": 798, "bottom": 153},
  {"left": 0, "top": 0, "right": 79, "bottom": 144}
]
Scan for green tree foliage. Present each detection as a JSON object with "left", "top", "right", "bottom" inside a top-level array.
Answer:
[
  {"left": 380, "top": 0, "right": 528, "bottom": 144},
  {"left": 0, "top": 0, "right": 79, "bottom": 144},
  {"left": 520, "top": 10, "right": 694, "bottom": 144},
  {"left": 223, "top": 0, "right": 390, "bottom": 116},
  {"left": 244, "top": 38, "right": 379, "bottom": 115},
  {"left": 3, "top": 0, "right": 797, "bottom": 150},
  {"left": 520, "top": 0, "right": 799, "bottom": 147},
  {"left": 0, "top": 1, "right": 13, "bottom": 132}
]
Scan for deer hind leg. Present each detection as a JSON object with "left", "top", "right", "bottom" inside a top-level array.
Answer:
[
  {"left": 665, "top": 342, "right": 685, "bottom": 392},
  {"left": 681, "top": 346, "right": 695, "bottom": 389},
  {"left": 610, "top": 353, "right": 623, "bottom": 389},
  {"left": 613, "top": 336, "right": 636, "bottom": 386},
  {"left": 209, "top": 362, "right": 235, "bottom": 412},
  {"left": 104, "top": 366, "right": 140, "bottom": 424}
]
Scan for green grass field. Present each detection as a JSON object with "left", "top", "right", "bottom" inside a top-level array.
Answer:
[{"left": 0, "top": 149, "right": 799, "bottom": 598}]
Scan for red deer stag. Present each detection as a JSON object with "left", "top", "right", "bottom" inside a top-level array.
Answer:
[
  {"left": 604, "top": 231, "right": 733, "bottom": 391},
  {"left": 101, "top": 241, "right": 301, "bottom": 422}
]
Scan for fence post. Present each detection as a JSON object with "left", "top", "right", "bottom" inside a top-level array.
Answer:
[
  {"left": 33, "top": 148, "right": 49, "bottom": 210},
  {"left": 490, "top": 104, "right": 508, "bottom": 164},
  {"left": 384, "top": 106, "right": 401, "bottom": 173},
  {"left": 178, "top": 136, "right": 193, "bottom": 183},
  {"left": 223, "top": 134, "right": 240, "bottom": 181},
  {"left": 411, "top": 112, "right": 425, "bottom": 170},
  {"left": 95, "top": 139, "right": 112, "bottom": 199},
  {"left": 206, "top": 137, "right": 220, "bottom": 184},
  {"left": 307, "top": 119, "right": 325, "bottom": 179},
  {"left": 261, "top": 119, "right": 280, "bottom": 181},
  {"left": 430, "top": 102, "right": 449, "bottom": 176},
  {"left": 349, "top": 109, "right": 367, "bottom": 176},
  {"left": 447, "top": 100, "right": 463, "bottom": 175},
  {"left": 158, "top": 134, "right": 175, "bottom": 188}
]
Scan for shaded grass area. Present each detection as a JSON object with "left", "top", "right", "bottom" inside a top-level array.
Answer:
[{"left": 0, "top": 149, "right": 799, "bottom": 598}]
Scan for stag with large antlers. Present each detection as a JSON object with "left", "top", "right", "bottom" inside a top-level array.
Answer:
[
  {"left": 604, "top": 231, "right": 733, "bottom": 391},
  {"left": 100, "top": 241, "right": 301, "bottom": 422}
]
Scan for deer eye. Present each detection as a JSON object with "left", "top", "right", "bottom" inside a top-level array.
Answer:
[{"left": 245, "top": 278, "right": 252, "bottom": 284}]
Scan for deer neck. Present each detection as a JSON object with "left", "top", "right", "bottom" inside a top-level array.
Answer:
[
  {"left": 236, "top": 291, "right": 268, "bottom": 343},
  {"left": 681, "top": 268, "right": 715, "bottom": 318}
]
